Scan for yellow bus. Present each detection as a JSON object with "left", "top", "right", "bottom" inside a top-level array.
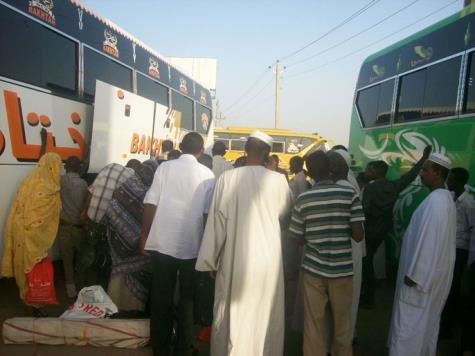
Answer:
[{"left": 214, "top": 127, "right": 332, "bottom": 170}]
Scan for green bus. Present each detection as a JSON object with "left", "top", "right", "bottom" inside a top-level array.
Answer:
[{"left": 349, "top": 4, "right": 475, "bottom": 273}]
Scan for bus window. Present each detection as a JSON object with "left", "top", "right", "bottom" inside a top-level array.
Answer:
[
  {"left": 84, "top": 48, "right": 132, "bottom": 98},
  {"left": 395, "top": 69, "right": 426, "bottom": 122},
  {"left": 171, "top": 90, "right": 193, "bottom": 131},
  {"left": 396, "top": 57, "right": 460, "bottom": 123},
  {"left": 422, "top": 57, "right": 460, "bottom": 119},
  {"left": 376, "top": 80, "right": 394, "bottom": 124},
  {"left": 272, "top": 142, "right": 285, "bottom": 153},
  {"left": 137, "top": 73, "right": 169, "bottom": 107},
  {"left": 463, "top": 52, "right": 475, "bottom": 114},
  {"left": 230, "top": 139, "right": 246, "bottom": 151},
  {"left": 196, "top": 104, "right": 212, "bottom": 135},
  {"left": 356, "top": 79, "right": 394, "bottom": 127},
  {"left": 215, "top": 138, "right": 230, "bottom": 150},
  {"left": 0, "top": 7, "right": 77, "bottom": 95}
]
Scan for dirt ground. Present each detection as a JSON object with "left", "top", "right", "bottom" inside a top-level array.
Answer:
[{"left": 0, "top": 268, "right": 458, "bottom": 356}]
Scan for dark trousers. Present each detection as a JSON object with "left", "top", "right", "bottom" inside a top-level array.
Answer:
[
  {"left": 195, "top": 272, "right": 215, "bottom": 326},
  {"left": 361, "top": 237, "right": 384, "bottom": 304},
  {"left": 441, "top": 248, "right": 468, "bottom": 334},
  {"left": 462, "top": 262, "right": 475, "bottom": 352},
  {"left": 150, "top": 251, "right": 196, "bottom": 356}
]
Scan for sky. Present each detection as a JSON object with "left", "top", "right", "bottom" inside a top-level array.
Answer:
[{"left": 81, "top": 0, "right": 463, "bottom": 145}]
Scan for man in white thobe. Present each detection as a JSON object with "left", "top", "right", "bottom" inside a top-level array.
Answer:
[
  {"left": 388, "top": 153, "right": 456, "bottom": 356},
  {"left": 196, "top": 131, "right": 293, "bottom": 356}
]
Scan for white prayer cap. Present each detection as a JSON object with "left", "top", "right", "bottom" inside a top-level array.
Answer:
[
  {"left": 333, "top": 149, "right": 352, "bottom": 168},
  {"left": 249, "top": 130, "right": 273, "bottom": 148},
  {"left": 428, "top": 153, "right": 452, "bottom": 169}
]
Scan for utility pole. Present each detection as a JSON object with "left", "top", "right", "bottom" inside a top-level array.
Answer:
[
  {"left": 214, "top": 100, "right": 225, "bottom": 128},
  {"left": 274, "top": 60, "right": 282, "bottom": 129}
]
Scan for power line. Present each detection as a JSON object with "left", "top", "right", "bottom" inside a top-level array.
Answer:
[
  {"left": 221, "top": 67, "right": 272, "bottom": 113},
  {"left": 227, "top": 93, "right": 275, "bottom": 121},
  {"left": 224, "top": 77, "right": 274, "bottom": 117},
  {"left": 284, "top": 0, "right": 459, "bottom": 80},
  {"left": 278, "top": 0, "right": 381, "bottom": 62},
  {"left": 285, "top": 0, "right": 420, "bottom": 68}
]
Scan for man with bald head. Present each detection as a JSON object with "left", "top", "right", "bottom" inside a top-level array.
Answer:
[
  {"left": 388, "top": 153, "right": 456, "bottom": 356},
  {"left": 196, "top": 131, "right": 293, "bottom": 356}
]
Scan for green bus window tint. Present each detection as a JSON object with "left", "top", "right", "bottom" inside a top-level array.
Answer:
[
  {"left": 377, "top": 80, "right": 394, "bottom": 124},
  {"left": 463, "top": 53, "right": 475, "bottom": 114},
  {"left": 396, "top": 57, "right": 460, "bottom": 123},
  {"left": 171, "top": 91, "right": 193, "bottom": 131},
  {"left": 356, "top": 79, "right": 394, "bottom": 128},
  {"left": 0, "top": 7, "right": 77, "bottom": 95},
  {"left": 356, "top": 85, "right": 378, "bottom": 127},
  {"left": 196, "top": 104, "right": 212, "bottom": 135},
  {"left": 84, "top": 48, "right": 132, "bottom": 98},
  {"left": 422, "top": 57, "right": 460, "bottom": 119},
  {"left": 215, "top": 138, "right": 230, "bottom": 150},
  {"left": 396, "top": 69, "right": 426, "bottom": 123},
  {"left": 230, "top": 139, "right": 246, "bottom": 151},
  {"left": 136, "top": 73, "right": 168, "bottom": 107}
]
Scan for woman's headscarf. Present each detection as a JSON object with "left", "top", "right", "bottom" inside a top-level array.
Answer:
[{"left": 1, "top": 153, "right": 62, "bottom": 302}]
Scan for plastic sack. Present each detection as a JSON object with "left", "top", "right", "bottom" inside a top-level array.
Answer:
[
  {"left": 24, "top": 257, "right": 58, "bottom": 305},
  {"left": 60, "top": 285, "right": 118, "bottom": 319}
]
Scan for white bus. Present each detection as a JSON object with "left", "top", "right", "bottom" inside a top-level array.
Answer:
[{"left": 0, "top": 0, "right": 214, "bottom": 259}]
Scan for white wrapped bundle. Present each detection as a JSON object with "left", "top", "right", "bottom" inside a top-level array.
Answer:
[{"left": 3, "top": 318, "right": 150, "bottom": 348}]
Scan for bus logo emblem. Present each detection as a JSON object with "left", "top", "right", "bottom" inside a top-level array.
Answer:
[
  {"left": 179, "top": 78, "right": 188, "bottom": 94},
  {"left": 103, "top": 29, "right": 119, "bottom": 58},
  {"left": 149, "top": 57, "right": 160, "bottom": 80},
  {"left": 199, "top": 90, "right": 207, "bottom": 105},
  {"left": 28, "top": 0, "right": 56, "bottom": 26},
  {"left": 411, "top": 46, "right": 433, "bottom": 67},
  {"left": 201, "top": 113, "right": 209, "bottom": 131}
]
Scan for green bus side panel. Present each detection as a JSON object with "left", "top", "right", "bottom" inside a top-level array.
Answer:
[{"left": 348, "top": 110, "right": 475, "bottom": 267}]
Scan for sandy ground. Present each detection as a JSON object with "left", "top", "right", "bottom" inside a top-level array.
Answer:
[{"left": 0, "top": 266, "right": 458, "bottom": 356}]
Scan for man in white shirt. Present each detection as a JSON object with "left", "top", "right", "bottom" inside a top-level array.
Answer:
[
  {"left": 440, "top": 167, "right": 475, "bottom": 338},
  {"left": 211, "top": 141, "right": 233, "bottom": 178},
  {"left": 140, "top": 132, "right": 215, "bottom": 356}
]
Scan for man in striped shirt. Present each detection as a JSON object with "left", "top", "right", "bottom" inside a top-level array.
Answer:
[{"left": 289, "top": 151, "right": 365, "bottom": 356}]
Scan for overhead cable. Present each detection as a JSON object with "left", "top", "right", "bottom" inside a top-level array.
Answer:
[
  {"left": 278, "top": 0, "right": 381, "bottom": 62},
  {"left": 221, "top": 68, "right": 272, "bottom": 113},
  {"left": 285, "top": 0, "right": 421, "bottom": 68},
  {"left": 284, "top": 0, "right": 459, "bottom": 79}
]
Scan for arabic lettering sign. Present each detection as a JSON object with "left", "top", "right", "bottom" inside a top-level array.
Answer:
[{"left": 0, "top": 80, "right": 91, "bottom": 164}]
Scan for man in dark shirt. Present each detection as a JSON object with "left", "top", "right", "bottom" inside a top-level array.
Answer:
[
  {"left": 58, "top": 156, "right": 89, "bottom": 298},
  {"left": 360, "top": 145, "right": 431, "bottom": 307}
]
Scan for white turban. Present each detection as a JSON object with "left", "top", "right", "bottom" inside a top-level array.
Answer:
[
  {"left": 249, "top": 131, "right": 273, "bottom": 148},
  {"left": 428, "top": 153, "right": 451, "bottom": 169}
]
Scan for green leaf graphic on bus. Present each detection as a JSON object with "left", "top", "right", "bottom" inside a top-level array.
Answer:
[
  {"left": 465, "top": 22, "right": 471, "bottom": 47},
  {"left": 372, "top": 65, "right": 385, "bottom": 78},
  {"left": 414, "top": 46, "right": 433, "bottom": 60}
]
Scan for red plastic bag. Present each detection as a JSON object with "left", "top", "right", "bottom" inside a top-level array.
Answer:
[{"left": 24, "top": 257, "right": 58, "bottom": 305}]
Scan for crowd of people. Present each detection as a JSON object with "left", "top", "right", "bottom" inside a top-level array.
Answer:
[{"left": 1, "top": 128, "right": 474, "bottom": 356}]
